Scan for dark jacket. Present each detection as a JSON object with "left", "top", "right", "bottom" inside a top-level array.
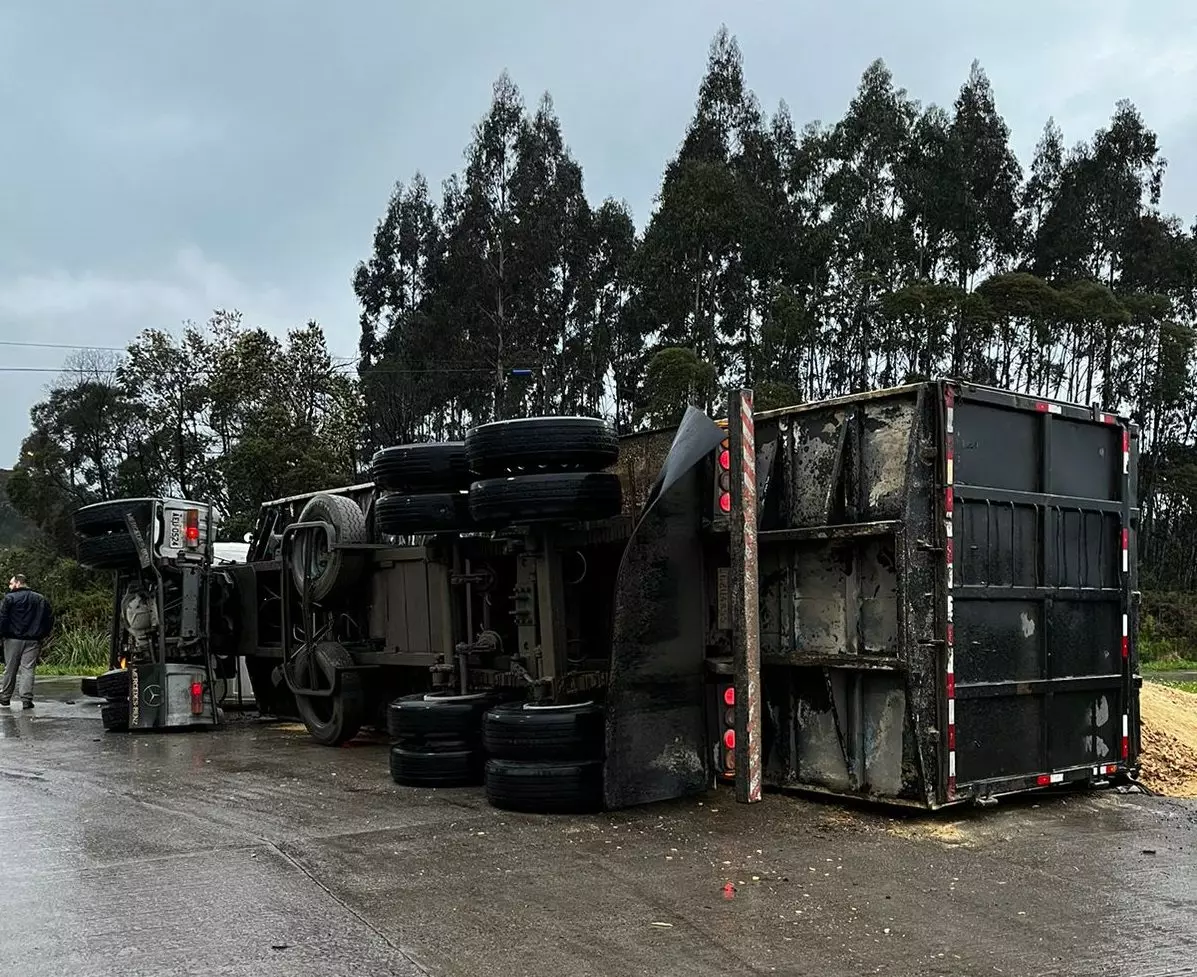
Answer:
[{"left": 0, "top": 588, "right": 54, "bottom": 641}]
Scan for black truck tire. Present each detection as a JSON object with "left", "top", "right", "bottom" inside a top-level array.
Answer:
[
  {"left": 289, "top": 494, "right": 367, "bottom": 602},
  {"left": 96, "top": 668, "right": 131, "bottom": 700},
  {"left": 484, "top": 758, "right": 604, "bottom": 814},
  {"left": 73, "top": 499, "right": 154, "bottom": 537},
  {"left": 465, "top": 417, "right": 618, "bottom": 477},
  {"left": 375, "top": 492, "right": 471, "bottom": 537},
  {"left": 291, "top": 642, "right": 366, "bottom": 746},
  {"left": 469, "top": 472, "right": 622, "bottom": 525},
  {"left": 386, "top": 691, "right": 498, "bottom": 745},
  {"left": 371, "top": 443, "right": 471, "bottom": 492},
  {"left": 76, "top": 532, "right": 140, "bottom": 571},
  {"left": 100, "top": 700, "right": 130, "bottom": 732},
  {"left": 482, "top": 701, "right": 606, "bottom": 762},
  {"left": 389, "top": 745, "right": 483, "bottom": 788}
]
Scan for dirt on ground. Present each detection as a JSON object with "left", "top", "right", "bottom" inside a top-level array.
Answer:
[{"left": 1139, "top": 680, "right": 1197, "bottom": 796}]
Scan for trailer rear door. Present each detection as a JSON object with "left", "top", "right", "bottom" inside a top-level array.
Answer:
[{"left": 947, "top": 383, "right": 1137, "bottom": 800}]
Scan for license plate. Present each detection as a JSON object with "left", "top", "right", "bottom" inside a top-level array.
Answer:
[{"left": 167, "top": 509, "right": 184, "bottom": 550}]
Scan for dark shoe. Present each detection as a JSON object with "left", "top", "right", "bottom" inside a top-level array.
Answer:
[
  {"left": 22, "top": 701, "right": 33, "bottom": 710},
  {"left": 0, "top": 700, "right": 10, "bottom": 707}
]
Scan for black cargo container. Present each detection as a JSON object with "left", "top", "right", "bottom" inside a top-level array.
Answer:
[{"left": 609, "top": 380, "right": 1141, "bottom": 809}]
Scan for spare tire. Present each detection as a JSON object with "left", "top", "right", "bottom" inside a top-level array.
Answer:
[
  {"left": 375, "top": 492, "right": 471, "bottom": 537},
  {"left": 469, "top": 472, "right": 622, "bottom": 526},
  {"left": 484, "top": 758, "right": 604, "bottom": 814},
  {"left": 482, "top": 701, "right": 606, "bottom": 762},
  {"left": 389, "top": 746, "right": 483, "bottom": 788},
  {"left": 289, "top": 494, "right": 367, "bottom": 602},
  {"left": 371, "top": 443, "right": 471, "bottom": 492},
  {"left": 290, "top": 641, "right": 366, "bottom": 746},
  {"left": 73, "top": 499, "right": 154, "bottom": 537},
  {"left": 465, "top": 417, "right": 618, "bottom": 477},
  {"left": 77, "top": 533, "right": 140, "bottom": 571},
  {"left": 387, "top": 691, "right": 499, "bottom": 745}
]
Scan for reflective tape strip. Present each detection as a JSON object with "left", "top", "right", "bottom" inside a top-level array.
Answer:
[{"left": 945, "top": 386, "right": 957, "bottom": 801}]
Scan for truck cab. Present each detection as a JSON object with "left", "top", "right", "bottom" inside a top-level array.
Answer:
[{"left": 73, "top": 497, "right": 224, "bottom": 731}]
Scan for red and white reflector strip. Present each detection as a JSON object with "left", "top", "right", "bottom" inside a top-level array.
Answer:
[
  {"left": 1121, "top": 427, "right": 1130, "bottom": 476},
  {"left": 1092, "top": 763, "right": 1119, "bottom": 776},
  {"left": 1121, "top": 527, "right": 1129, "bottom": 573},
  {"left": 1036, "top": 773, "right": 1065, "bottom": 786},
  {"left": 1122, "top": 714, "right": 1130, "bottom": 759},
  {"left": 944, "top": 385, "right": 956, "bottom": 800},
  {"left": 1034, "top": 401, "right": 1063, "bottom": 415},
  {"left": 1122, "top": 613, "right": 1129, "bottom": 659}
]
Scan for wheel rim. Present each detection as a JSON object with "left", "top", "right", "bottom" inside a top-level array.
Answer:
[{"left": 300, "top": 528, "right": 330, "bottom": 582}]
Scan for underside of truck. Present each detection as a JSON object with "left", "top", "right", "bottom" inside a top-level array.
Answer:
[{"left": 73, "top": 380, "right": 1143, "bottom": 813}]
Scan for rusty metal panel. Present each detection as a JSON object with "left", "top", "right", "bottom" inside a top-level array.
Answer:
[
  {"left": 729, "top": 389, "right": 762, "bottom": 804},
  {"left": 371, "top": 551, "right": 447, "bottom": 657},
  {"left": 755, "top": 386, "right": 936, "bottom": 805},
  {"left": 759, "top": 536, "right": 901, "bottom": 665}
]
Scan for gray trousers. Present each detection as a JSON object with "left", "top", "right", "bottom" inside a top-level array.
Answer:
[{"left": 0, "top": 638, "right": 41, "bottom": 705}]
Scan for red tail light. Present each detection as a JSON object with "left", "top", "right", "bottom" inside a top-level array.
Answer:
[
  {"left": 190, "top": 681, "right": 204, "bottom": 715},
  {"left": 723, "top": 686, "right": 735, "bottom": 707},
  {"left": 723, "top": 729, "right": 735, "bottom": 750},
  {"left": 718, "top": 448, "right": 730, "bottom": 471},
  {"left": 185, "top": 508, "right": 200, "bottom": 547},
  {"left": 719, "top": 492, "right": 731, "bottom": 513}
]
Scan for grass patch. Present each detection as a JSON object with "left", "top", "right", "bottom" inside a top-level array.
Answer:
[
  {"left": 36, "top": 626, "right": 109, "bottom": 677},
  {"left": 1142, "top": 657, "right": 1197, "bottom": 673},
  {"left": 1155, "top": 680, "right": 1197, "bottom": 694}
]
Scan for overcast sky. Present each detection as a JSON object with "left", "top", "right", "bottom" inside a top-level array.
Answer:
[{"left": 2, "top": 0, "right": 1196, "bottom": 464}]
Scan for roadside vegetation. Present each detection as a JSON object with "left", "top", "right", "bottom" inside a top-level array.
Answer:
[{"left": 0, "top": 540, "right": 111, "bottom": 675}]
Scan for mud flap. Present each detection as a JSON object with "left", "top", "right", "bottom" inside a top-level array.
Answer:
[{"left": 604, "top": 407, "right": 726, "bottom": 809}]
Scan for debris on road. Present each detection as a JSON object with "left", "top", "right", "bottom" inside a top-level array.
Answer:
[{"left": 1139, "top": 681, "right": 1197, "bottom": 797}]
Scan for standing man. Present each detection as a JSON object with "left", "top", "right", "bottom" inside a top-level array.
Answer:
[{"left": 0, "top": 574, "right": 54, "bottom": 710}]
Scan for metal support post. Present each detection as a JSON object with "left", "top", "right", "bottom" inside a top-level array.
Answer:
[{"left": 728, "top": 387, "right": 762, "bottom": 803}]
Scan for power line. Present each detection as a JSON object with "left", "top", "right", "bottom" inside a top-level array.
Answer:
[
  {"left": 0, "top": 339, "right": 128, "bottom": 351},
  {"left": 0, "top": 364, "right": 503, "bottom": 376}
]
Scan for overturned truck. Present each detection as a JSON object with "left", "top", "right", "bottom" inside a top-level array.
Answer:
[{"left": 75, "top": 380, "right": 1143, "bottom": 811}]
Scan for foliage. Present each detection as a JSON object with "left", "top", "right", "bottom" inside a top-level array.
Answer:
[
  {"left": 38, "top": 627, "right": 110, "bottom": 676},
  {"left": 1155, "top": 680, "right": 1197, "bottom": 694},
  {"left": 8, "top": 313, "right": 360, "bottom": 539},
  {"left": 10, "top": 27, "right": 1197, "bottom": 656},
  {"left": 0, "top": 541, "right": 111, "bottom": 633}
]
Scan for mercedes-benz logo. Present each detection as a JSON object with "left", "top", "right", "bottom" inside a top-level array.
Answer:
[{"left": 142, "top": 685, "right": 163, "bottom": 706}]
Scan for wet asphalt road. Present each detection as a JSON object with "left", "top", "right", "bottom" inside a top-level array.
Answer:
[{"left": 1, "top": 680, "right": 1195, "bottom": 977}]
